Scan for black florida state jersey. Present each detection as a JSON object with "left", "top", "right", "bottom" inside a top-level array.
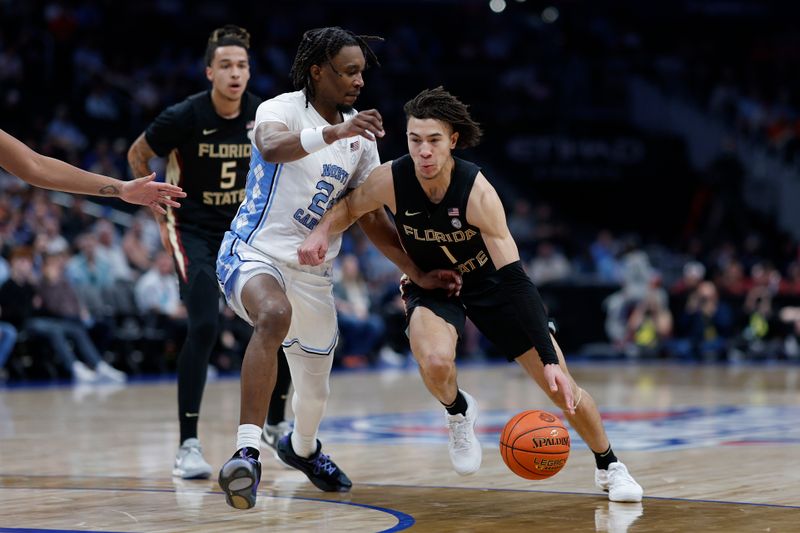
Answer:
[
  {"left": 392, "top": 154, "right": 497, "bottom": 292},
  {"left": 145, "top": 90, "right": 261, "bottom": 234}
]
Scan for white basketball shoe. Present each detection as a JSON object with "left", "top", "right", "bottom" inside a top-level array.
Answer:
[
  {"left": 595, "top": 462, "right": 643, "bottom": 502},
  {"left": 173, "top": 438, "right": 213, "bottom": 479},
  {"left": 446, "top": 389, "right": 482, "bottom": 475}
]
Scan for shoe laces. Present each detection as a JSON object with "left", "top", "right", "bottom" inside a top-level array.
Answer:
[
  {"left": 311, "top": 452, "right": 337, "bottom": 476},
  {"left": 448, "top": 415, "right": 472, "bottom": 451},
  {"left": 608, "top": 464, "right": 634, "bottom": 485}
]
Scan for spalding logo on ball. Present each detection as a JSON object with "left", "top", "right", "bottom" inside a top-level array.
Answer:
[{"left": 499, "top": 409, "right": 570, "bottom": 480}]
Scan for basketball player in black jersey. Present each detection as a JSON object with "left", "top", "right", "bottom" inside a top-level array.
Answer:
[
  {"left": 299, "top": 87, "right": 644, "bottom": 502},
  {"left": 128, "top": 25, "right": 291, "bottom": 478}
]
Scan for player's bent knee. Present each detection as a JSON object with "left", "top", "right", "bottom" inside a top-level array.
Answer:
[
  {"left": 251, "top": 302, "right": 292, "bottom": 337},
  {"left": 418, "top": 353, "right": 455, "bottom": 381}
]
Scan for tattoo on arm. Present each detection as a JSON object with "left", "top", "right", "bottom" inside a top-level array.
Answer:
[
  {"left": 98, "top": 185, "right": 120, "bottom": 196},
  {"left": 128, "top": 135, "right": 156, "bottom": 178}
]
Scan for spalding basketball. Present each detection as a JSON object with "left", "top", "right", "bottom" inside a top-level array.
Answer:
[{"left": 499, "top": 410, "right": 570, "bottom": 480}]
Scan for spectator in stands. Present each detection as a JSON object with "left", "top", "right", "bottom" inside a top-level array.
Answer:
[
  {"left": 670, "top": 260, "right": 706, "bottom": 296},
  {"left": 0, "top": 316, "right": 17, "bottom": 378},
  {"left": 37, "top": 250, "right": 126, "bottom": 382},
  {"left": 134, "top": 250, "right": 184, "bottom": 320},
  {"left": 529, "top": 241, "right": 572, "bottom": 286},
  {"left": 94, "top": 219, "right": 134, "bottom": 282},
  {"left": 334, "top": 254, "right": 386, "bottom": 368},
  {"left": 625, "top": 280, "right": 674, "bottom": 358},
  {"left": 590, "top": 229, "right": 623, "bottom": 283},
  {"left": 122, "top": 215, "right": 154, "bottom": 274},
  {"left": 675, "top": 281, "right": 735, "bottom": 360}
]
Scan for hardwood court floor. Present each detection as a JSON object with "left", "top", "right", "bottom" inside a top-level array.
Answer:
[{"left": 1, "top": 362, "right": 799, "bottom": 532}]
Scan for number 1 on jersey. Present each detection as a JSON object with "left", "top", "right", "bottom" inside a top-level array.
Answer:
[{"left": 440, "top": 245, "right": 458, "bottom": 264}]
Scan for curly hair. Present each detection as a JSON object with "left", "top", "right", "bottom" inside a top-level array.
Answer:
[
  {"left": 403, "top": 87, "right": 483, "bottom": 149},
  {"left": 289, "top": 26, "right": 382, "bottom": 105}
]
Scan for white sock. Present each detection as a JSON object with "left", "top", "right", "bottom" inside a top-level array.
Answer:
[
  {"left": 236, "top": 424, "right": 262, "bottom": 452},
  {"left": 291, "top": 431, "right": 318, "bottom": 458},
  {"left": 285, "top": 349, "right": 333, "bottom": 458}
]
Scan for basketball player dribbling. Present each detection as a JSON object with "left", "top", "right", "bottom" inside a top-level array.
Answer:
[{"left": 299, "top": 87, "right": 644, "bottom": 503}]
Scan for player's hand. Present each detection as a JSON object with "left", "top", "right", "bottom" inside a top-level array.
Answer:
[
  {"left": 121, "top": 173, "right": 186, "bottom": 215},
  {"left": 543, "top": 363, "right": 575, "bottom": 415},
  {"left": 333, "top": 109, "right": 385, "bottom": 142},
  {"left": 412, "top": 269, "right": 462, "bottom": 297},
  {"left": 298, "top": 230, "right": 329, "bottom": 266}
]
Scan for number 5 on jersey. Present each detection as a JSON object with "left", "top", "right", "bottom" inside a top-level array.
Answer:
[{"left": 220, "top": 161, "right": 236, "bottom": 189}]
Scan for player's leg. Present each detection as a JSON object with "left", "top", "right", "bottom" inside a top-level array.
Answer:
[
  {"left": 171, "top": 232, "right": 220, "bottom": 479},
  {"left": 515, "top": 336, "right": 643, "bottom": 502},
  {"left": 218, "top": 269, "right": 290, "bottom": 509},
  {"left": 262, "top": 346, "right": 292, "bottom": 461},
  {"left": 408, "top": 306, "right": 460, "bottom": 404},
  {"left": 407, "top": 297, "right": 481, "bottom": 475},
  {"left": 273, "top": 271, "right": 351, "bottom": 492}
]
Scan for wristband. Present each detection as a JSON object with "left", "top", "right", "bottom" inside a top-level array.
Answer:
[{"left": 300, "top": 126, "right": 330, "bottom": 153}]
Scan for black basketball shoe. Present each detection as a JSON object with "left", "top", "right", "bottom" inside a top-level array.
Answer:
[
  {"left": 276, "top": 432, "right": 352, "bottom": 492},
  {"left": 218, "top": 447, "right": 261, "bottom": 510}
]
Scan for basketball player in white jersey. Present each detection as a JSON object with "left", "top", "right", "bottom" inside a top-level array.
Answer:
[{"left": 216, "top": 27, "right": 461, "bottom": 510}]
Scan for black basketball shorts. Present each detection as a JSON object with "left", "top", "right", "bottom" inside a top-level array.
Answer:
[{"left": 401, "top": 261, "right": 557, "bottom": 362}]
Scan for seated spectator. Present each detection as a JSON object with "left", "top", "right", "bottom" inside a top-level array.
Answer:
[
  {"left": 122, "top": 216, "right": 154, "bottom": 274},
  {"left": 94, "top": 219, "right": 134, "bottom": 282},
  {"left": 134, "top": 250, "right": 184, "bottom": 319},
  {"left": 590, "top": 229, "right": 623, "bottom": 283},
  {"left": 626, "top": 286, "right": 674, "bottom": 358},
  {"left": 0, "top": 314, "right": 17, "bottom": 379},
  {"left": 673, "top": 281, "right": 735, "bottom": 360},
  {"left": 36, "top": 251, "right": 126, "bottom": 382},
  {"left": 779, "top": 307, "right": 800, "bottom": 359},
  {"left": 670, "top": 261, "right": 706, "bottom": 297},
  {"left": 528, "top": 241, "right": 571, "bottom": 286},
  {"left": 334, "top": 254, "right": 385, "bottom": 368},
  {"left": 731, "top": 284, "right": 779, "bottom": 359},
  {"left": 715, "top": 259, "right": 750, "bottom": 298},
  {"left": 603, "top": 250, "right": 656, "bottom": 345}
]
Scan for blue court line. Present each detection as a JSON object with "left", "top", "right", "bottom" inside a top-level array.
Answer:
[
  {"left": 0, "top": 484, "right": 414, "bottom": 533},
  {"left": 0, "top": 529, "right": 129, "bottom": 533},
  {"left": 359, "top": 481, "right": 800, "bottom": 510},
  {"left": 0, "top": 527, "right": 124, "bottom": 533}
]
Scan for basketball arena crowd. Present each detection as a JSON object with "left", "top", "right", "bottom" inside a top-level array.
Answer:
[{"left": 1, "top": 0, "right": 799, "bottom": 383}]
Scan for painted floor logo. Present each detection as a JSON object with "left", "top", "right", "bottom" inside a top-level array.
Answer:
[{"left": 320, "top": 405, "right": 800, "bottom": 451}]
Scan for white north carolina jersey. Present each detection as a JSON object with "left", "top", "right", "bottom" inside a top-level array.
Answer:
[{"left": 222, "top": 90, "right": 380, "bottom": 266}]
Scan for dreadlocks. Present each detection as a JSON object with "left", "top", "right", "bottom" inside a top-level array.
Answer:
[
  {"left": 205, "top": 24, "right": 251, "bottom": 66},
  {"left": 290, "top": 27, "right": 382, "bottom": 105},
  {"left": 403, "top": 87, "right": 483, "bottom": 149}
]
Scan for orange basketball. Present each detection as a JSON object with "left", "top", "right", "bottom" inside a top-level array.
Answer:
[{"left": 499, "top": 410, "right": 570, "bottom": 480}]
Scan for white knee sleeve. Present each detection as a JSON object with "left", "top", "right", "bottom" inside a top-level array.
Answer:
[{"left": 285, "top": 348, "right": 334, "bottom": 456}]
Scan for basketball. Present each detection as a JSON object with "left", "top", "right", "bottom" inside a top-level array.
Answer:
[{"left": 499, "top": 410, "right": 570, "bottom": 480}]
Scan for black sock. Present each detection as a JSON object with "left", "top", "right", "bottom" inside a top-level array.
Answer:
[
  {"left": 442, "top": 390, "right": 468, "bottom": 416},
  {"left": 594, "top": 445, "right": 618, "bottom": 470},
  {"left": 267, "top": 348, "right": 291, "bottom": 426}
]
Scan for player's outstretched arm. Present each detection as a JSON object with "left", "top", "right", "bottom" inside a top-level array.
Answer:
[
  {"left": 256, "top": 109, "right": 385, "bottom": 164},
  {"left": 298, "top": 163, "right": 394, "bottom": 266},
  {"left": 1, "top": 129, "right": 184, "bottom": 212}
]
